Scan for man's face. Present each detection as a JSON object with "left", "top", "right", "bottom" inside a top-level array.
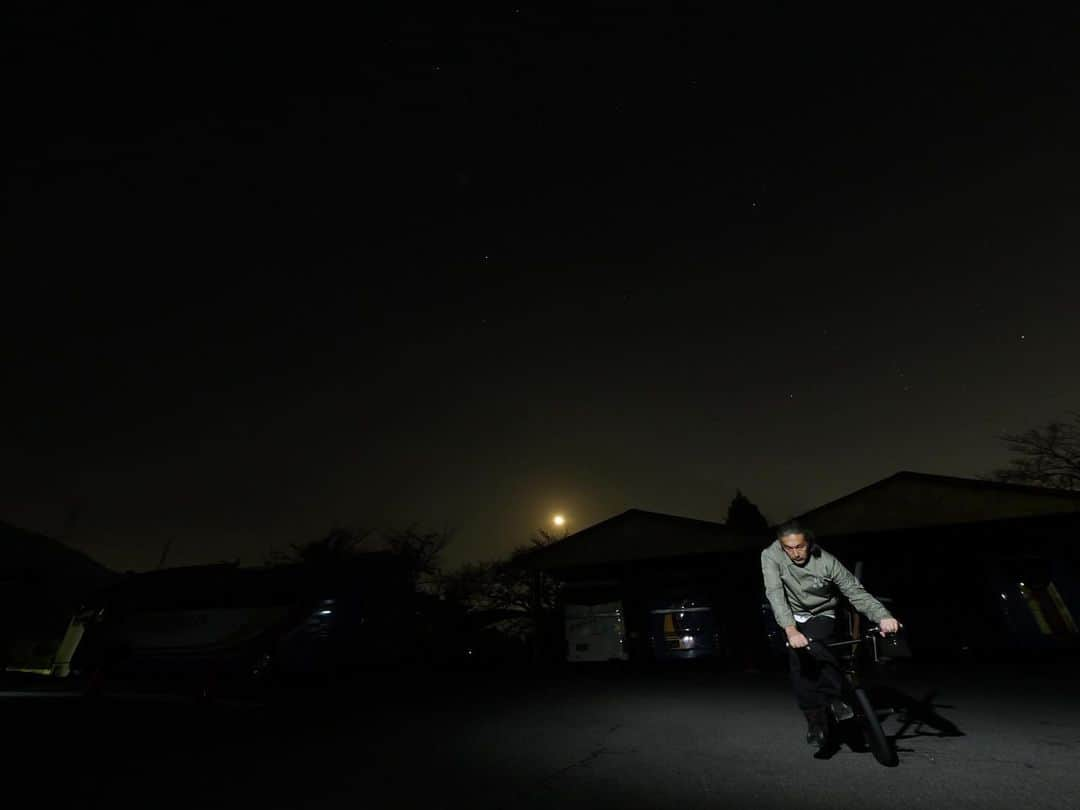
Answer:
[{"left": 780, "top": 532, "right": 810, "bottom": 566}]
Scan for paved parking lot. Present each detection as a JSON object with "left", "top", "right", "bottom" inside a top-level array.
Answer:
[{"left": 6, "top": 657, "right": 1079, "bottom": 809}]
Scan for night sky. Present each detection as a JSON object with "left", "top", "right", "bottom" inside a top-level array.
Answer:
[{"left": 5, "top": 3, "right": 1080, "bottom": 572}]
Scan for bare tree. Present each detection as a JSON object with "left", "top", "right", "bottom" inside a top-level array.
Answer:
[
  {"left": 988, "top": 411, "right": 1080, "bottom": 490},
  {"left": 439, "top": 531, "right": 562, "bottom": 641},
  {"left": 439, "top": 560, "right": 493, "bottom": 607},
  {"left": 270, "top": 525, "right": 453, "bottom": 591},
  {"left": 270, "top": 527, "right": 373, "bottom": 566},
  {"left": 385, "top": 525, "right": 454, "bottom": 590}
]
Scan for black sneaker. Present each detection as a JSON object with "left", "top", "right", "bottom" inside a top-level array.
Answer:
[
  {"left": 829, "top": 698, "right": 854, "bottom": 722},
  {"left": 804, "top": 708, "right": 828, "bottom": 747}
]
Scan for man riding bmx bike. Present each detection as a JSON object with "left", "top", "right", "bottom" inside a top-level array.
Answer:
[{"left": 761, "top": 520, "right": 900, "bottom": 748}]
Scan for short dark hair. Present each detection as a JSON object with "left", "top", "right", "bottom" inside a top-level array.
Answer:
[
  {"left": 776, "top": 520, "right": 819, "bottom": 556},
  {"left": 776, "top": 520, "right": 810, "bottom": 541}
]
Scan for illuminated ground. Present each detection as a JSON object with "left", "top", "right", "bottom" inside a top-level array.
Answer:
[{"left": 6, "top": 657, "right": 1078, "bottom": 809}]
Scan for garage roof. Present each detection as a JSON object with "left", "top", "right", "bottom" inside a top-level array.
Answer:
[
  {"left": 794, "top": 471, "right": 1080, "bottom": 537},
  {"left": 520, "top": 472, "right": 1080, "bottom": 573},
  {"left": 518, "top": 509, "right": 763, "bottom": 572}
]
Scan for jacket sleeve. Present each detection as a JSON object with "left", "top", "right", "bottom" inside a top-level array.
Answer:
[
  {"left": 828, "top": 557, "right": 893, "bottom": 623},
  {"left": 761, "top": 550, "right": 796, "bottom": 629}
]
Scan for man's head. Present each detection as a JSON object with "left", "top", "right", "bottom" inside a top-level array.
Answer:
[{"left": 776, "top": 520, "right": 813, "bottom": 566}]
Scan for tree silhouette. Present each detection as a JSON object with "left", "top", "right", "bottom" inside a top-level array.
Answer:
[
  {"left": 272, "top": 525, "right": 453, "bottom": 588},
  {"left": 385, "top": 525, "right": 454, "bottom": 589},
  {"left": 725, "top": 489, "right": 770, "bottom": 535},
  {"left": 273, "top": 527, "right": 372, "bottom": 566},
  {"left": 440, "top": 531, "right": 561, "bottom": 644},
  {"left": 988, "top": 411, "right": 1080, "bottom": 490},
  {"left": 442, "top": 534, "right": 560, "bottom": 614}
]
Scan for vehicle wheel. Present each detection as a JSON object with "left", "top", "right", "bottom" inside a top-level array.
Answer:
[{"left": 853, "top": 686, "right": 897, "bottom": 766}]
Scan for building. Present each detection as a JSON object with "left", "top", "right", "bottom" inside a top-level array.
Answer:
[
  {"left": 520, "top": 509, "right": 767, "bottom": 664},
  {"left": 793, "top": 472, "right": 1080, "bottom": 654},
  {"left": 520, "top": 472, "right": 1080, "bottom": 664},
  {"left": 0, "top": 520, "right": 115, "bottom": 672},
  {"left": 60, "top": 552, "right": 426, "bottom": 689}
]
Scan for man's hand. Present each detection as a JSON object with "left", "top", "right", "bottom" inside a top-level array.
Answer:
[
  {"left": 787, "top": 630, "right": 811, "bottom": 649},
  {"left": 878, "top": 618, "right": 900, "bottom": 635}
]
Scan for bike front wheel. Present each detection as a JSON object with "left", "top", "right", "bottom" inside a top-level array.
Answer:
[{"left": 852, "top": 686, "right": 897, "bottom": 766}]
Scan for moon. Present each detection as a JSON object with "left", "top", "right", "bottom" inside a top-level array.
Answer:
[{"left": 553, "top": 514, "right": 566, "bottom": 527}]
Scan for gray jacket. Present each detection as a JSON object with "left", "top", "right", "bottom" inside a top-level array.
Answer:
[{"left": 760, "top": 540, "right": 892, "bottom": 629}]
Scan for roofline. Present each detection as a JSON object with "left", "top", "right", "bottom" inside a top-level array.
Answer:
[
  {"left": 537, "top": 510, "right": 1080, "bottom": 572},
  {"left": 513, "top": 510, "right": 633, "bottom": 567},
  {"left": 0, "top": 518, "right": 115, "bottom": 574},
  {"left": 789, "top": 470, "right": 1080, "bottom": 528},
  {"left": 893, "top": 471, "right": 1080, "bottom": 499},
  {"left": 515, "top": 508, "right": 734, "bottom": 569},
  {"left": 529, "top": 544, "right": 766, "bottom": 574},
  {"left": 813, "top": 507, "right": 1080, "bottom": 541},
  {"left": 555, "top": 508, "right": 728, "bottom": 537},
  {"left": 620, "top": 508, "right": 728, "bottom": 531},
  {"left": 0, "top": 518, "right": 77, "bottom": 544}
]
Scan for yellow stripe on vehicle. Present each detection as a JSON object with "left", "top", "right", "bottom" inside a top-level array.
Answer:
[
  {"left": 1046, "top": 582, "right": 1079, "bottom": 634},
  {"left": 1019, "top": 585, "right": 1053, "bottom": 635}
]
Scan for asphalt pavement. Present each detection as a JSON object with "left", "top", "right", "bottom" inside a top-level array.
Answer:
[{"left": 5, "top": 656, "right": 1078, "bottom": 809}]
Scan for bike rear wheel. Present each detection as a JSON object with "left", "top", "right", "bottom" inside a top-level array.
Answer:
[{"left": 852, "top": 686, "right": 897, "bottom": 766}]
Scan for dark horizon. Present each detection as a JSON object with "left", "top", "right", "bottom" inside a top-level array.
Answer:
[{"left": 4, "top": 3, "right": 1079, "bottom": 572}]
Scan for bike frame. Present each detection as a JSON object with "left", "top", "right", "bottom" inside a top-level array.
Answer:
[
  {"left": 816, "top": 626, "right": 885, "bottom": 688},
  {"left": 813, "top": 626, "right": 899, "bottom": 766}
]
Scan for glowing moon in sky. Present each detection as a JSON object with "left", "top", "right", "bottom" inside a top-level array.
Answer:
[{"left": 553, "top": 514, "right": 566, "bottom": 527}]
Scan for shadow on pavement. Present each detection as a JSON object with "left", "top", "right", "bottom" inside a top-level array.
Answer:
[
  {"left": 869, "top": 685, "right": 966, "bottom": 740},
  {"left": 811, "top": 684, "right": 965, "bottom": 765}
]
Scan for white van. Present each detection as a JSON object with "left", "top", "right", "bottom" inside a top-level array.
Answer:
[{"left": 564, "top": 601, "right": 628, "bottom": 662}]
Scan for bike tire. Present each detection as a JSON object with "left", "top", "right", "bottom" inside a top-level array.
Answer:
[{"left": 852, "top": 686, "right": 897, "bottom": 766}]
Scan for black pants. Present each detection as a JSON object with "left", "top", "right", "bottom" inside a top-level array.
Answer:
[{"left": 787, "top": 616, "right": 845, "bottom": 711}]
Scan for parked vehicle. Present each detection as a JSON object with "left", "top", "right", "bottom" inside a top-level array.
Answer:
[
  {"left": 647, "top": 595, "right": 717, "bottom": 661},
  {"left": 63, "top": 556, "right": 421, "bottom": 696},
  {"left": 565, "top": 601, "right": 627, "bottom": 662}
]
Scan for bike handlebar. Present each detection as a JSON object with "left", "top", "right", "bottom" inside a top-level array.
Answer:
[{"left": 785, "top": 624, "right": 903, "bottom": 649}]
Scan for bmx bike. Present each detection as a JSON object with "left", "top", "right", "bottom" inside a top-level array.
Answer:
[
  {"left": 808, "top": 625, "right": 905, "bottom": 766},
  {"left": 790, "top": 622, "right": 907, "bottom": 768}
]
